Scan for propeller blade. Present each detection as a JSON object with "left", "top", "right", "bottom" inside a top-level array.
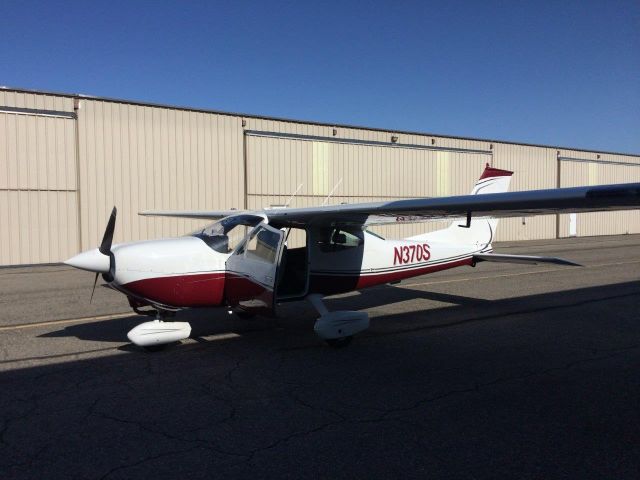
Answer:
[
  {"left": 90, "top": 272, "right": 99, "bottom": 303},
  {"left": 99, "top": 206, "right": 117, "bottom": 256}
]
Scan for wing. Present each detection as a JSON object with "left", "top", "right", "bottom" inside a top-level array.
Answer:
[
  {"left": 261, "top": 182, "right": 640, "bottom": 228},
  {"left": 139, "top": 182, "right": 640, "bottom": 228},
  {"left": 139, "top": 209, "right": 246, "bottom": 220}
]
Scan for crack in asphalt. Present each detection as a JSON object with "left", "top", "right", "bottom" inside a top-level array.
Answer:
[
  {"left": 366, "top": 289, "right": 640, "bottom": 340},
  {"left": 0, "top": 400, "right": 38, "bottom": 449},
  {"left": 224, "top": 344, "right": 640, "bottom": 464},
  {"left": 90, "top": 409, "right": 250, "bottom": 460},
  {"left": 375, "top": 344, "right": 640, "bottom": 419},
  {"left": 2, "top": 340, "right": 638, "bottom": 476},
  {"left": 97, "top": 446, "right": 204, "bottom": 480}
]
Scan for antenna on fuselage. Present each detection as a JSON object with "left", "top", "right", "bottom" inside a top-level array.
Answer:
[
  {"left": 321, "top": 178, "right": 343, "bottom": 206},
  {"left": 284, "top": 183, "right": 304, "bottom": 208}
]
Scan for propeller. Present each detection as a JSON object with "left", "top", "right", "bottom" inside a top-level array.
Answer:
[
  {"left": 90, "top": 206, "right": 117, "bottom": 303},
  {"left": 100, "top": 206, "right": 117, "bottom": 256}
]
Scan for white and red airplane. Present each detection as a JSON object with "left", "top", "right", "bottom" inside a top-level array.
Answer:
[{"left": 65, "top": 164, "right": 640, "bottom": 350}]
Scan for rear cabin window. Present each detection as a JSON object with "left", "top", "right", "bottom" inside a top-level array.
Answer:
[{"left": 317, "top": 228, "right": 363, "bottom": 252}]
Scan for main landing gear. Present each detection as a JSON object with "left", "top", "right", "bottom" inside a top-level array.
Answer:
[
  {"left": 127, "top": 310, "right": 191, "bottom": 352},
  {"left": 307, "top": 294, "right": 369, "bottom": 348}
]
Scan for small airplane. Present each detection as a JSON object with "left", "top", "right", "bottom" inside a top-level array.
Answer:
[{"left": 65, "top": 164, "right": 640, "bottom": 350}]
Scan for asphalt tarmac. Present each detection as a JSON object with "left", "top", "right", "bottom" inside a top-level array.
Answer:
[{"left": 1, "top": 234, "right": 639, "bottom": 479}]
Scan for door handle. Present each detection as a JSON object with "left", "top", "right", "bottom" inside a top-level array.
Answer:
[{"left": 265, "top": 275, "right": 273, "bottom": 282}]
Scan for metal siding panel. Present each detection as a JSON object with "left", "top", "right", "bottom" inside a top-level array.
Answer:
[
  {"left": 80, "top": 101, "right": 235, "bottom": 248},
  {"left": 0, "top": 103, "right": 79, "bottom": 264},
  {"left": 15, "top": 114, "right": 28, "bottom": 188},
  {"left": 559, "top": 153, "right": 640, "bottom": 237},
  {"left": 0, "top": 190, "right": 9, "bottom": 263},
  {"left": 112, "top": 103, "right": 124, "bottom": 240},
  {"left": 580, "top": 162, "right": 640, "bottom": 236},
  {"left": 35, "top": 116, "right": 46, "bottom": 189},
  {"left": 95, "top": 102, "right": 107, "bottom": 245},
  {"left": 0, "top": 113, "right": 7, "bottom": 189},
  {"left": 78, "top": 100, "right": 91, "bottom": 250},
  {"left": 246, "top": 134, "right": 489, "bottom": 200},
  {"left": 492, "top": 143, "right": 556, "bottom": 241},
  {"left": 4, "top": 113, "right": 18, "bottom": 188},
  {"left": 0, "top": 113, "right": 76, "bottom": 191},
  {"left": 0, "top": 191, "right": 11, "bottom": 263},
  {"left": 245, "top": 134, "right": 490, "bottom": 240},
  {"left": 160, "top": 108, "right": 170, "bottom": 236},
  {"left": 120, "top": 104, "right": 132, "bottom": 240},
  {"left": 0, "top": 190, "right": 78, "bottom": 265},
  {"left": 0, "top": 92, "right": 74, "bottom": 112}
]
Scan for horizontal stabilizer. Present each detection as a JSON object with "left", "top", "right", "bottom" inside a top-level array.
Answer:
[{"left": 473, "top": 253, "right": 581, "bottom": 266}]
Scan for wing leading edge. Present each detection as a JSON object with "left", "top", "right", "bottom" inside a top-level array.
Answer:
[
  {"left": 139, "top": 182, "right": 640, "bottom": 228},
  {"left": 263, "top": 182, "right": 640, "bottom": 228},
  {"left": 139, "top": 209, "right": 242, "bottom": 220}
]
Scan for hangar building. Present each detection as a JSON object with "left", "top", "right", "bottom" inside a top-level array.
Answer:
[{"left": 1, "top": 86, "right": 639, "bottom": 266}]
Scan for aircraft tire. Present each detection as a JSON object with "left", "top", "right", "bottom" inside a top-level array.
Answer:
[
  {"left": 143, "top": 344, "right": 168, "bottom": 352},
  {"left": 325, "top": 336, "right": 353, "bottom": 349},
  {"left": 235, "top": 310, "right": 256, "bottom": 320}
]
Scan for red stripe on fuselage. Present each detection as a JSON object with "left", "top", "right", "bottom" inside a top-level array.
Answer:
[
  {"left": 309, "top": 257, "right": 473, "bottom": 295},
  {"left": 122, "top": 258, "right": 474, "bottom": 307},
  {"left": 123, "top": 272, "right": 225, "bottom": 308}
]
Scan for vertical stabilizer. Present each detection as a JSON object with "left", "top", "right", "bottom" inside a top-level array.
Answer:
[
  {"left": 408, "top": 164, "right": 514, "bottom": 247},
  {"left": 471, "top": 164, "right": 514, "bottom": 195}
]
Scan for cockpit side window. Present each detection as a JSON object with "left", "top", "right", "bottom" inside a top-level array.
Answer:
[
  {"left": 244, "top": 228, "right": 280, "bottom": 263},
  {"left": 190, "top": 215, "right": 264, "bottom": 253}
]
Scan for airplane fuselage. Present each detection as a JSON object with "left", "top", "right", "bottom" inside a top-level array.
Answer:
[{"left": 99, "top": 227, "right": 489, "bottom": 312}]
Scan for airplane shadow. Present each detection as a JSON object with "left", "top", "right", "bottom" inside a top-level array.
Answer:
[
  {"left": 38, "top": 307, "right": 280, "bottom": 344},
  {"left": 38, "top": 276, "right": 638, "bottom": 350},
  {"left": 4, "top": 281, "right": 640, "bottom": 479}
]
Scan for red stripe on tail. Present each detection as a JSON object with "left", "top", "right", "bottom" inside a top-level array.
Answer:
[{"left": 479, "top": 163, "right": 514, "bottom": 180}]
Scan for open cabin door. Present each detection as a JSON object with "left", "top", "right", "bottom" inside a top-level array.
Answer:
[{"left": 225, "top": 223, "right": 285, "bottom": 316}]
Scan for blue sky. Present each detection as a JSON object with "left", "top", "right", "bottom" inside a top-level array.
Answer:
[{"left": 1, "top": 0, "right": 638, "bottom": 153}]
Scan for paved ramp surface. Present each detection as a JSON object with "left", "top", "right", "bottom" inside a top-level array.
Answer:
[{"left": 1, "top": 235, "right": 639, "bottom": 479}]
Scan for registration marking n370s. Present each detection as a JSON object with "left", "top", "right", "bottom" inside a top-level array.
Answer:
[{"left": 393, "top": 243, "right": 431, "bottom": 265}]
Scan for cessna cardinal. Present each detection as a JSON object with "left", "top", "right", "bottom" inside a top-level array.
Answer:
[{"left": 65, "top": 164, "right": 640, "bottom": 350}]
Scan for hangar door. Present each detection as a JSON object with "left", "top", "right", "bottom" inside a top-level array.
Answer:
[
  {"left": 244, "top": 131, "right": 492, "bottom": 240},
  {"left": 0, "top": 106, "right": 80, "bottom": 265},
  {"left": 558, "top": 156, "right": 640, "bottom": 237}
]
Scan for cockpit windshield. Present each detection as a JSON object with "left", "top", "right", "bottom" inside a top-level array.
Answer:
[{"left": 190, "top": 214, "right": 265, "bottom": 254}]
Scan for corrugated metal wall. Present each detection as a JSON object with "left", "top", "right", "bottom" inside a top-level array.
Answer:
[
  {"left": 557, "top": 150, "right": 640, "bottom": 237},
  {"left": 244, "top": 130, "right": 491, "bottom": 240},
  {"left": 77, "top": 100, "right": 244, "bottom": 248},
  {"left": 0, "top": 91, "right": 79, "bottom": 265},
  {"left": 492, "top": 143, "right": 558, "bottom": 241},
  {"left": 1, "top": 87, "right": 639, "bottom": 265}
]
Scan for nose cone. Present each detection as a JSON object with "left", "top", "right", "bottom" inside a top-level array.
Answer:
[{"left": 64, "top": 248, "right": 111, "bottom": 273}]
